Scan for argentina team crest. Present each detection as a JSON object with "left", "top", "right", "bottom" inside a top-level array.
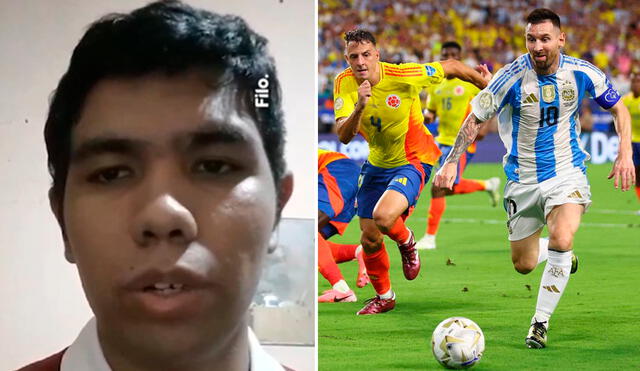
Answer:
[
  {"left": 561, "top": 86, "right": 575, "bottom": 102},
  {"left": 541, "top": 85, "right": 555, "bottom": 103},
  {"left": 386, "top": 94, "right": 401, "bottom": 109}
]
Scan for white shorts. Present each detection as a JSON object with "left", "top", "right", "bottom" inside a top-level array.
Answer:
[{"left": 503, "top": 169, "right": 591, "bottom": 241}]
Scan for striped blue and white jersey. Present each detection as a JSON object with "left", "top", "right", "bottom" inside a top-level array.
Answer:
[{"left": 471, "top": 54, "right": 621, "bottom": 184}]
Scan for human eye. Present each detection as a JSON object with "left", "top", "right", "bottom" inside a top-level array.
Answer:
[
  {"left": 86, "top": 166, "right": 133, "bottom": 184},
  {"left": 192, "top": 159, "right": 236, "bottom": 175}
]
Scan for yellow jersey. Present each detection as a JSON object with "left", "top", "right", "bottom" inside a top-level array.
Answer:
[
  {"left": 426, "top": 78, "right": 480, "bottom": 146},
  {"left": 622, "top": 92, "right": 640, "bottom": 143},
  {"left": 333, "top": 61, "right": 445, "bottom": 168}
]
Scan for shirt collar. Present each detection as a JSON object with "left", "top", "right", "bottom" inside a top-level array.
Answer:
[{"left": 61, "top": 318, "right": 284, "bottom": 371}]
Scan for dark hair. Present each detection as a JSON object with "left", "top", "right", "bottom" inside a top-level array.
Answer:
[
  {"left": 344, "top": 29, "right": 376, "bottom": 46},
  {"left": 441, "top": 41, "right": 462, "bottom": 52},
  {"left": 45, "top": 0, "right": 285, "bottom": 202},
  {"left": 526, "top": 8, "right": 561, "bottom": 29}
]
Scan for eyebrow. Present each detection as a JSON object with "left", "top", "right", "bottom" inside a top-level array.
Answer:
[
  {"left": 183, "top": 125, "right": 253, "bottom": 151},
  {"left": 70, "top": 137, "right": 148, "bottom": 163},
  {"left": 70, "top": 123, "right": 254, "bottom": 163}
]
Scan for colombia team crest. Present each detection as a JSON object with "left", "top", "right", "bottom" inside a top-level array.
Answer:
[{"left": 386, "top": 94, "right": 401, "bottom": 109}]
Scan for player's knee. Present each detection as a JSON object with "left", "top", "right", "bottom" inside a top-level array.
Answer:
[
  {"left": 360, "top": 233, "right": 383, "bottom": 254},
  {"left": 549, "top": 234, "right": 573, "bottom": 251},
  {"left": 372, "top": 209, "right": 395, "bottom": 232},
  {"left": 513, "top": 259, "right": 536, "bottom": 274}
]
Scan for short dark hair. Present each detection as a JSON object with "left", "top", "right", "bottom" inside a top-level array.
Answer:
[
  {"left": 441, "top": 41, "right": 462, "bottom": 52},
  {"left": 526, "top": 8, "right": 561, "bottom": 29},
  {"left": 45, "top": 0, "right": 285, "bottom": 202},
  {"left": 344, "top": 29, "right": 376, "bottom": 46}
]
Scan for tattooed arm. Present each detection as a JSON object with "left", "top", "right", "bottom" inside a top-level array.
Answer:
[{"left": 433, "top": 113, "right": 486, "bottom": 189}]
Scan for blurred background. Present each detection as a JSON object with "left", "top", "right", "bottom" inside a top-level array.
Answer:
[{"left": 319, "top": 0, "right": 640, "bottom": 139}]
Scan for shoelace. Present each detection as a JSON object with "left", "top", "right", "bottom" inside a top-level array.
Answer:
[
  {"left": 532, "top": 322, "right": 547, "bottom": 337},
  {"left": 399, "top": 245, "right": 416, "bottom": 263}
]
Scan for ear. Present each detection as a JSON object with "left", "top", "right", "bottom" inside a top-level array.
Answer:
[
  {"left": 268, "top": 172, "right": 293, "bottom": 254},
  {"left": 48, "top": 187, "right": 75, "bottom": 264},
  {"left": 558, "top": 31, "right": 566, "bottom": 48},
  {"left": 275, "top": 171, "right": 293, "bottom": 224}
]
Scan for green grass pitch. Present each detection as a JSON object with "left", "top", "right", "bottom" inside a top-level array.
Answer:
[{"left": 318, "top": 163, "right": 640, "bottom": 370}]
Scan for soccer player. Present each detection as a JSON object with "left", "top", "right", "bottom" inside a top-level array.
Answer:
[
  {"left": 434, "top": 8, "right": 635, "bottom": 348},
  {"left": 416, "top": 41, "right": 501, "bottom": 250},
  {"left": 621, "top": 72, "right": 640, "bottom": 214},
  {"left": 18, "top": 2, "right": 296, "bottom": 370},
  {"left": 334, "top": 29, "right": 490, "bottom": 315},
  {"left": 318, "top": 149, "right": 369, "bottom": 303}
]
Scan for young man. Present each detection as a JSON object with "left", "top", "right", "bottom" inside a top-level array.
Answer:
[
  {"left": 621, "top": 72, "right": 640, "bottom": 214},
  {"left": 333, "top": 29, "right": 489, "bottom": 315},
  {"left": 416, "top": 41, "right": 501, "bottom": 250},
  {"left": 318, "top": 149, "right": 368, "bottom": 303},
  {"left": 434, "top": 8, "right": 635, "bottom": 348},
  {"left": 19, "top": 1, "right": 295, "bottom": 370}
]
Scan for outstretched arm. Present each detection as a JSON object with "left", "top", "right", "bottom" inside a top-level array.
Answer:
[
  {"left": 440, "top": 59, "right": 490, "bottom": 90},
  {"left": 433, "top": 113, "right": 486, "bottom": 189},
  {"left": 607, "top": 100, "right": 635, "bottom": 191}
]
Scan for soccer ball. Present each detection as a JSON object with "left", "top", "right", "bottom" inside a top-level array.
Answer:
[{"left": 431, "top": 317, "right": 485, "bottom": 369}]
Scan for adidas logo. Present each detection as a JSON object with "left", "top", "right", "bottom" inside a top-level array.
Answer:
[
  {"left": 523, "top": 93, "right": 539, "bottom": 104},
  {"left": 543, "top": 285, "right": 560, "bottom": 293},
  {"left": 395, "top": 177, "right": 407, "bottom": 186},
  {"left": 567, "top": 190, "right": 583, "bottom": 199}
]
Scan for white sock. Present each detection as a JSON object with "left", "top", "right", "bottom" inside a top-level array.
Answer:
[
  {"left": 533, "top": 249, "right": 572, "bottom": 327},
  {"left": 379, "top": 289, "right": 394, "bottom": 299},
  {"left": 402, "top": 228, "right": 412, "bottom": 245},
  {"left": 355, "top": 244, "right": 363, "bottom": 259},
  {"left": 537, "top": 238, "right": 549, "bottom": 265},
  {"left": 333, "top": 280, "right": 350, "bottom": 293}
]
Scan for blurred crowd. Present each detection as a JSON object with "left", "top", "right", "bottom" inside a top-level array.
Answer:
[{"left": 318, "top": 0, "right": 640, "bottom": 131}]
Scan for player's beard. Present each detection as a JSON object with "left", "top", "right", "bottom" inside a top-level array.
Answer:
[{"left": 533, "top": 53, "right": 556, "bottom": 73}]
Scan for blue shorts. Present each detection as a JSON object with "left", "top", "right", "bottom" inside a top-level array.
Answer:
[
  {"left": 356, "top": 162, "right": 429, "bottom": 219},
  {"left": 633, "top": 142, "right": 640, "bottom": 166},
  {"left": 438, "top": 144, "right": 475, "bottom": 185},
  {"left": 319, "top": 158, "right": 360, "bottom": 238}
]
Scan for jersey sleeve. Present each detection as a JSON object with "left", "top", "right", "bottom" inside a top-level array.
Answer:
[
  {"left": 392, "top": 62, "right": 445, "bottom": 88},
  {"left": 577, "top": 63, "right": 621, "bottom": 109},
  {"left": 471, "top": 59, "right": 523, "bottom": 122},
  {"left": 333, "top": 72, "right": 356, "bottom": 119}
]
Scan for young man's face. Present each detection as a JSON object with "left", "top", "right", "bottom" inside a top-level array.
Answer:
[
  {"left": 525, "top": 20, "right": 565, "bottom": 74},
  {"left": 440, "top": 46, "right": 461, "bottom": 61},
  {"left": 53, "top": 70, "right": 291, "bottom": 359},
  {"left": 345, "top": 40, "right": 380, "bottom": 81}
]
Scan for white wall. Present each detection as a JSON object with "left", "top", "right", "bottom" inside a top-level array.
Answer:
[{"left": 0, "top": 1, "right": 315, "bottom": 369}]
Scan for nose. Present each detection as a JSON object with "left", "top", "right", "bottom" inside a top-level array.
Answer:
[
  {"left": 356, "top": 55, "right": 366, "bottom": 65},
  {"left": 533, "top": 40, "right": 544, "bottom": 52},
  {"left": 132, "top": 194, "right": 198, "bottom": 247}
]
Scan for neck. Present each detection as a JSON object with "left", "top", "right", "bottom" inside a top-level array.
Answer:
[
  {"left": 634, "top": 91, "right": 640, "bottom": 98},
  {"left": 98, "top": 319, "right": 250, "bottom": 371}
]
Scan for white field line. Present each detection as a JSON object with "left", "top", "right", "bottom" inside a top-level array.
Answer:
[
  {"left": 411, "top": 217, "right": 639, "bottom": 229},
  {"left": 445, "top": 204, "right": 638, "bottom": 215}
]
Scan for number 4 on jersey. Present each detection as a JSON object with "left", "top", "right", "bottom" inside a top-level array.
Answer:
[{"left": 370, "top": 115, "right": 382, "bottom": 132}]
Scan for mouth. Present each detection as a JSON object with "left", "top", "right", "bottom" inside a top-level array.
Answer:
[
  {"left": 121, "top": 268, "right": 212, "bottom": 319},
  {"left": 534, "top": 55, "right": 547, "bottom": 62},
  {"left": 143, "top": 282, "right": 187, "bottom": 295}
]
